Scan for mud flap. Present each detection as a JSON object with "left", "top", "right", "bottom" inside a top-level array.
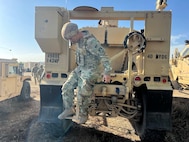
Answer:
[
  {"left": 38, "top": 85, "right": 72, "bottom": 134},
  {"left": 146, "top": 90, "right": 173, "bottom": 130},
  {"left": 146, "top": 112, "right": 172, "bottom": 130}
]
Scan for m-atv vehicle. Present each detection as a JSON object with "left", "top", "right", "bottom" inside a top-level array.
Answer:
[
  {"left": 0, "top": 58, "right": 31, "bottom": 101},
  {"left": 35, "top": 6, "right": 173, "bottom": 141},
  {"left": 169, "top": 40, "right": 189, "bottom": 90}
]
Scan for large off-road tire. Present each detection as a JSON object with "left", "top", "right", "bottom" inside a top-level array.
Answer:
[
  {"left": 134, "top": 91, "right": 166, "bottom": 142},
  {"left": 20, "top": 81, "right": 31, "bottom": 100}
]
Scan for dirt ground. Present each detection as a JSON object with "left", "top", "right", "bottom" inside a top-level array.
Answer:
[{"left": 0, "top": 78, "right": 189, "bottom": 142}]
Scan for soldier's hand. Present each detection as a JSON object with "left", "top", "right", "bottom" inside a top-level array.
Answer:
[{"left": 103, "top": 74, "right": 111, "bottom": 83}]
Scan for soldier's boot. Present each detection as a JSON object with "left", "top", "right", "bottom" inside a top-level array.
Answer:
[
  {"left": 78, "top": 114, "right": 88, "bottom": 124},
  {"left": 73, "top": 114, "right": 88, "bottom": 124},
  {"left": 58, "top": 107, "right": 75, "bottom": 120},
  {"left": 72, "top": 106, "right": 88, "bottom": 124}
]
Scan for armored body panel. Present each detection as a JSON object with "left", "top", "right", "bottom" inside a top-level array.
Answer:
[
  {"left": 170, "top": 41, "right": 189, "bottom": 89},
  {"left": 0, "top": 58, "right": 31, "bottom": 101},
  {"left": 35, "top": 6, "right": 173, "bottom": 141}
]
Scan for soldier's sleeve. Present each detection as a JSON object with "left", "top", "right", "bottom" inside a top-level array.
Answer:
[{"left": 86, "top": 37, "right": 112, "bottom": 75}]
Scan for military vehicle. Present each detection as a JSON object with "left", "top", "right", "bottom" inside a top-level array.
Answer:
[
  {"left": 0, "top": 58, "right": 31, "bottom": 101},
  {"left": 35, "top": 6, "right": 173, "bottom": 141},
  {"left": 169, "top": 40, "right": 189, "bottom": 90}
]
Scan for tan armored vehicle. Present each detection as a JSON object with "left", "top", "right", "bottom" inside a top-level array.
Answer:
[
  {"left": 0, "top": 58, "right": 31, "bottom": 101},
  {"left": 169, "top": 40, "right": 189, "bottom": 90},
  {"left": 35, "top": 6, "right": 173, "bottom": 141}
]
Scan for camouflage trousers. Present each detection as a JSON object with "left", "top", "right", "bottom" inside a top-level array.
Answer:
[
  {"left": 33, "top": 73, "right": 38, "bottom": 84},
  {"left": 61, "top": 67, "right": 100, "bottom": 116}
]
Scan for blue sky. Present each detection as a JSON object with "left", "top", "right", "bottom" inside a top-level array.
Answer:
[{"left": 0, "top": 0, "right": 188, "bottom": 62}]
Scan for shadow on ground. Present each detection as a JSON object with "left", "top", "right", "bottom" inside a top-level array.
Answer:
[{"left": 27, "top": 119, "right": 138, "bottom": 142}]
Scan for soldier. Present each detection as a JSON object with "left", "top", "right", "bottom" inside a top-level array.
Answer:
[
  {"left": 58, "top": 22, "right": 112, "bottom": 124},
  {"left": 37, "top": 65, "right": 44, "bottom": 83},
  {"left": 31, "top": 63, "right": 39, "bottom": 85}
]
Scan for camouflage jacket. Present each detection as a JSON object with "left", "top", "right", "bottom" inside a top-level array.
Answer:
[{"left": 76, "top": 30, "right": 112, "bottom": 75}]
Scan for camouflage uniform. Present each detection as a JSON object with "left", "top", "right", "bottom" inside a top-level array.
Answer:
[
  {"left": 58, "top": 22, "right": 112, "bottom": 124},
  {"left": 62, "top": 30, "right": 112, "bottom": 115},
  {"left": 37, "top": 65, "right": 44, "bottom": 83},
  {"left": 32, "top": 64, "right": 39, "bottom": 85}
]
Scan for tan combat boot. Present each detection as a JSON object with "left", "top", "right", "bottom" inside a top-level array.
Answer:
[
  {"left": 78, "top": 115, "right": 88, "bottom": 124},
  {"left": 58, "top": 108, "right": 75, "bottom": 120},
  {"left": 73, "top": 114, "right": 88, "bottom": 124}
]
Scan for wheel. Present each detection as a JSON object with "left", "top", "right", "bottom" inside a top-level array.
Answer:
[
  {"left": 134, "top": 91, "right": 166, "bottom": 142},
  {"left": 134, "top": 91, "right": 147, "bottom": 139},
  {"left": 20, "top": 81, "right": 31, "bottom": 100}
]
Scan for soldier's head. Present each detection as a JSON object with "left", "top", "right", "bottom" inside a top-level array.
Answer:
[{"left": 61, "top": 22, "right": 79, "bottom": 42}]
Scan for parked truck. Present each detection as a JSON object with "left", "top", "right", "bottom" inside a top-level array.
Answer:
[
  {"left": 35, "top": 6, "right": 173, "bottom": 141},
  {"left": 169, "top": 40, "right": 189, "bottom": 90},
  {"left": 0, "top": 58, "right": 31, "bottom": 101}
]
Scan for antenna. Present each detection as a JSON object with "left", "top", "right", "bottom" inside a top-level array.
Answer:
[
  {"left": 64, "top": 0, "right": 70, "bottom": 21},
  {"left": 65, "top": 0, "right": 68, "bottom": 9}
]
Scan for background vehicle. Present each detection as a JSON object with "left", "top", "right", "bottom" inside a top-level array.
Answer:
[
  {"left": 35, "top": 6, "right": 173, "bottom": 141},
  {"left": 0, "top": 58, "right": 31, "bottom": 101},
  {"left": 169, "top": 40, "right": 189, "bottom": 90}
]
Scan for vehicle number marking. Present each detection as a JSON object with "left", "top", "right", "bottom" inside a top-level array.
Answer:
[
  {"left": 47, "top": 53, "right": 59, "bottom": 63},
  {"left": 147, "top": 54, "right": 153, "bottom": 59},
  {"left": 155, "top": 54, "right": 168, "bottom": 59},
  {"left": 147, "top": 54, "right": 168, "bottom": 59}
]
